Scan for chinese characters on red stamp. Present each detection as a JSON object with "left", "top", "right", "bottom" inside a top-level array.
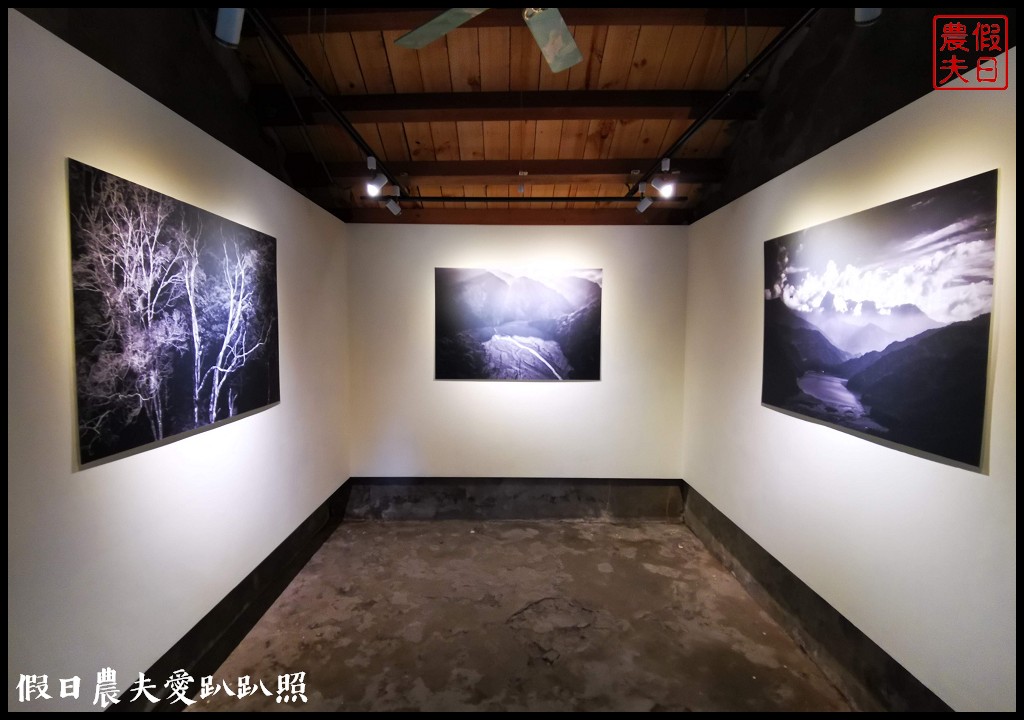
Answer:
[{"left": 934, "top": 15, "right": 1009, "bottom": 90}]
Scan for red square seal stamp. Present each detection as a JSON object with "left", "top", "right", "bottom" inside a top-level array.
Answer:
[{"left": 933, "top": 15, "right": 1009, "bottom": 90}]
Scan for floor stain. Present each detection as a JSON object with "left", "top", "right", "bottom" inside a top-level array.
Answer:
[{"left": 188, "top": 520, "right": 849, "bottom": 712}]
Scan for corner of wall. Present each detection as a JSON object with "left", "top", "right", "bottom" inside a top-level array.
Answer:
[
  {"left": 680, "top": 50, "right": 1016, "bottom": 711},
  {"left": 8, "top": 10, "right": 353, "bottom": 710}
]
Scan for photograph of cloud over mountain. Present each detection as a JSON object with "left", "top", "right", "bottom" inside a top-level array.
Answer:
[
  {"left": 436, "top": 268, "right": 602, "bottom": 381},
  {"left": 69, "top": 160, "right": 279, "bottom": 464},
  {"left": 763, "top": 170, "right": 997, "bottom": 467}
]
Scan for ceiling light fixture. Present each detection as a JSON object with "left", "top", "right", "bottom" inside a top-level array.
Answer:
[
  {"left": 214, "top": 8, "right": 245, "bottom": 48},
  {"left": 366, "top": 174, "right": 388, "bottom": 197},
  {"left": 854, "top": 8, "right": 882, "bottom": 26},
  {"left": 365, "top": 156, "right": 387, "bottom": 197},
  {"left": 636, "top": 182, "right": 654, "bottom": 214},
  {"left": 650, "top": 177, "right": 675, "bottom": 199},
  {"left": 650, "top": 158, "right": 675, "bottom": 198},
  {"left": 383, "top": 187, "right": 403, "bottom": 216},
  {"left": 624, "top": 10, "right": 821, "bottom": 205}
]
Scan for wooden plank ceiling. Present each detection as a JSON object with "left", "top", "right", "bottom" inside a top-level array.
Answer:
[{"left": 240, "top": 8, "right": 799, "bottom": 224}]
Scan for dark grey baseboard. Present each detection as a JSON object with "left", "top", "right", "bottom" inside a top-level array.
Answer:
[
  {"left": 117, "top": 477, "right": 951, "bottom": 712},
  {"left": 109, "top": 480, "right": 353, "bottom": 712},
  {"left": 683, "top": 487, "right": 952, "bottom": 712}
]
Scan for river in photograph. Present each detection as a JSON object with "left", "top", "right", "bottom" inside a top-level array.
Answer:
[
  {"left": 481, "top": 332, "right": 570, "bottom": 381},
  {"left": 796, "top": 372, "right": 889, "bottom": 433}
]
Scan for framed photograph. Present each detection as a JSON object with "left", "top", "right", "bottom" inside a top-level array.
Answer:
[
  {"left": 435, "top": 267, "right": 602, "bottom": 381},
  {"left": 69, "top": 160, "right": 280, "bottom": 464},
  {"left": 762, "top": 170, "right": 997, "bottom": 467}
]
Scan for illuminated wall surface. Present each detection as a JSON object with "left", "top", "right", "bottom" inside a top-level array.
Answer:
[
  {"left": 682, "top": 50, "right": 1016, "bottom": 712},
  {"left": 8, "top": 10, "right": 350, "bottom": 712},
  {"left": 7, "top": 9, "right": 1016, "bottom": 713},
  {"left": 346, "top": 224, "right": 687, "bottom": 479}
]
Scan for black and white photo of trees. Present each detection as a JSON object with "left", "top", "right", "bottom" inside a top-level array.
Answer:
[
  {"left": 68, "top": 160, "right": 279, "bottom": 464},
  {"left": 762, "top": 170, "right": 997, "bottom": 467}
]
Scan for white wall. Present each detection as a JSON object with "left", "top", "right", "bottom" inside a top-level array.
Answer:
[
  {"left": 682, "top": 51, "right": 1016, "bottom": 711},
  {"left": 347, "top": 223, "right": 687, "bottom": 478},
  {"left": 9, "top": 6, "right": 1015, "bottom": 713},
  {"left": 7, "top": 11, "right": 350, "bottom": 711}
]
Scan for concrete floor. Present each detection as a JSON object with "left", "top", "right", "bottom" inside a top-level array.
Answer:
[{"left": 189, "top": 521, "right": 850, "bottom": 712}]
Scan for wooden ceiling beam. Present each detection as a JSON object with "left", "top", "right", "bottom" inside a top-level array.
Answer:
[
  {"left": 253, "top": 87, "right": 759, "bottom": 125},
  {"left": 260, "top": 8, "right": 805, "bottom": 34},
  {"left": 286, "top": 158, "right": 726, "bottom": 189},
  {"left": 335, "top": 207, "right": 692, "bottom": 225}
]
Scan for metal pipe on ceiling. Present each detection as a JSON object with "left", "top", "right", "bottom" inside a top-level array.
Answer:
[
  {"left": 248, "top": 7, "right": 818, "bottom": 208},
  {"left": 360, "top": 196, "right": 683, "bottom": 204},
  {"left": 623, "top": 8, "right": 820, "bottom": 199},
  {"left": 247, "top": 7, "right": 406, "bottom": 194}
]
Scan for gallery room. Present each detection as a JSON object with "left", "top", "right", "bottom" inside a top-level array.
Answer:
[{"left": 7, "top": 7, "right": 1016, "bottom": 712}]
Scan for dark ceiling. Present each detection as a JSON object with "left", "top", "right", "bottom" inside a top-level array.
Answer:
[{"left": 17, "top": 7, "right": 1016, "bottom": 225}]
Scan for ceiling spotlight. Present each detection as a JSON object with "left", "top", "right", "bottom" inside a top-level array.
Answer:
[
  {"left": 650, "top": 177, "right": 675, "bottom": 199},
  {"left": 366, "top": 173, "right": 387, "bottom": 197},
  {"left": 636, "top": 196, "right": 654, "bottom": 214},
  {"left": 385, "top": 199, "right": 402, "bottom": 216},
  {"left": 854, "top": 8, "right": 882, "bottom": 26},
  {"left": 365, "top": 156, "right": 388, "bottom": 196},
  {"left": 214, "top": 8, "right": 245, "bottom": 48}
]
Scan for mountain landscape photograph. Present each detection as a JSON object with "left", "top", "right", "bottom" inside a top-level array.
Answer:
[
  {"left": 762, "top": 170, "right": 998, "bottom": 467},
  {"left": 435, "top": 267, "right": 602, "bottom": 381}
]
